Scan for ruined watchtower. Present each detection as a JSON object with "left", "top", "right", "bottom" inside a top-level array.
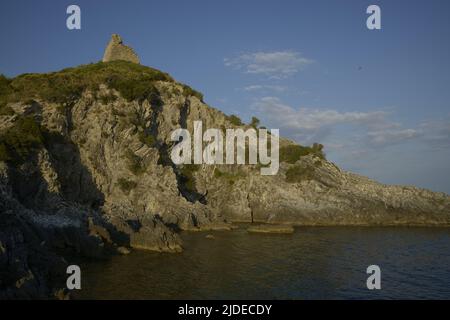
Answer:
[{"left": 102, "top": 34, "right": 140, "bottom": 64}]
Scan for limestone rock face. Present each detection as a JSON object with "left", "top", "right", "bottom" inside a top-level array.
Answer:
[{"left": 102, "top": 34, "right": 140, "bottom": 64}]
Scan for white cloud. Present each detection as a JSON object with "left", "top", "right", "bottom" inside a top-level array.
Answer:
[
  {"left": 225, "top": 51, "right": 313, "bottom": 79},
  {"left": 419, "top": 119, "right": 450, "bottom": 149},
  {"left": 366, "top": 129, "right": 420, "bottom": 146},
  {"left": 242, "top": 85, "right": 287, "bottom": 92},
  {"left": 251, "top": 96, "right": 430, "bottom": 152},
  {"left": 252, "top": 97, "right": 390, "bottom": 142}
]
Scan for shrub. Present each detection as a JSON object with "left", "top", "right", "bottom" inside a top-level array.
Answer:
[
  {"left": 138, "top": 132, "right": 155, "bottom": 147},
  {"left": 213, "top": 168, "right": 245, "bottom": 185},
  {"left": 0, "top": 105, "right": 14, "bottom": 116},
  {"left": 0, "top": 74, "right": 11, "bottom": 96},
  {"left": 0, "top": 143, "right": 10, "bottom": 162},
  {"left": 126, "top": 110, "right": 141, "bottom": 128},
  {"left": 0, "top": 75, "right": 12, "bottom": 109},
  {"left": 279, "top": 144, "right": 325, "bottom": 164},
  {"left": 108, "top": 76, "right": 161, "bottom": 104},
  {"left": 226, "top": 114, "right": 243, "bottom": 126},
  {"left": 24, "top": 99, "right": 36, "bottom": 105},
  {"left": 111, "top": 107, "right": 126, "bottom": 117},
  {"left": 99, "top": 93, "right": 117, "bottom": 104},
  {"left": 117, "top": 178, "right": 137, "bottom": 193},
  {"left": 0, "top": 116, "right": 44, "bottom": 163},
  {"left": 0, "top": 74, "right": 10, "bottom": 91},
  {"left": 125, "top": 149, "right": 146, "bottom": 175},
  {"left": 285, "top": 165, "right": 315, "bottom": 183},
  {"left": 250, "top": 116, "right": 260, "bottom": 129},
  {"left": 314, "top": 159, "right": 322, "bottom": 167},
  {"left": 179, "top": 164, "right": 200, "bottom": 192},
  {"left": 182, "top": 84, "right": 204, "bottom": 102}
]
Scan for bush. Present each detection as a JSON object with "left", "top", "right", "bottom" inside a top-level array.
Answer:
[
  {"left": 311, "top": 143, "right": 324, "bottom": 154},
  {"left": 0, "top": 105, "right": 14, "bottom": 116},
  {"left": 226, "top": 114, "right": 243, "bottom": 126},
  {"left": 0, "top": 74, "right": 10, "bottom": 91},
  {"left": 285, "top": 165, "right": 315, "bottom": 183},
  {"left": 125, "top": 149, "right": 146, "bottom": 175},
  {"left": 138, "top": 132, "right": 155, "bottom": 147},
  {"left": 213, "top": 168, "right": 245, "bottom": 185},
  {"left": 179, "top": 164, "right": 200, "bottom": 192},
  {"left": 0, "top": 143, "right": 10, "bottom": 162},
  {"left": 0, "top": 116, "right": 44, "bottom": 163},
  {"left": 117, "top": 178, "right": 137, "bottom": 193},
  {"left": 182, "top": 84, "right": 204, "bottom": 102},
  {"left": 99, "top": 93, "right": 117, "bottom": 104},
  {"left": 280, "top": 144, "right": 325, "bottom": 164},
  {"left": 0, "top": 75, "right": 12, "bottom": 109},
  {"left": 250, "top": 116, "right": 260, "bottom": 129},
  {"left": 108, "top": 76, "right": 162, "bottom": 104}
]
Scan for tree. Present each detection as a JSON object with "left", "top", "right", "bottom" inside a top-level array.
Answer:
[
  {"left": 250, "top": 116, "right": 260, "bottom": 129},
  {"left": 312, "top": 143, "right": 323, "bottom": 151}
]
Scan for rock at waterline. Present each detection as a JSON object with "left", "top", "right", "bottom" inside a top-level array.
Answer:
[
  {"left": 247, "top": 224, "right": 294, "bottom": 234},
  {"left": 117, "top": 246, "right": 131, "bottom": 255}
]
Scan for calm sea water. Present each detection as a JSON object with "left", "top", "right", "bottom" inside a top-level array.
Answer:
[{"left": 74, "top": 226, "right": 450, "bottom": 299}]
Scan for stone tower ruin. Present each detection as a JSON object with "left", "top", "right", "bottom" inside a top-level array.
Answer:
[{"left": 102, "top": 34, "right": 140, "bottom": 64}]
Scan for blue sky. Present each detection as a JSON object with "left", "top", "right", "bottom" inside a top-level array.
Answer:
[{"left": 1, "top": 0, "right": 450, "bottom": 193}]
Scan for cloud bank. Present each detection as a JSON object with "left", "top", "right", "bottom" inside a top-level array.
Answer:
[
  {"left": 225, "top": 51, "right": 313, "bottom": 79},
  {"left": 251, "top": 96, "right": 450, "bottom": 153}
]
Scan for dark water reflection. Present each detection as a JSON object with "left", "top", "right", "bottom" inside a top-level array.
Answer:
[{"left": 75, "top": 226, "right": 450, "bottom": 299}]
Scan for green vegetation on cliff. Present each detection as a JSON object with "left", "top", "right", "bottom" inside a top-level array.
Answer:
[
  {"left": 182, "top": 84, "right": 204, "bottom": 102},
  {"left": 280, "top": 143, "right": 325, "bottom": 163},
  {"left": 138, "top": 132, "right": 155, "bottom": 147},
  {"left": 226, "top": 114, "right": 244, "bottom": 126},
  {"left": 0, "top": 61, "right": 203, "bottom": 105},
  {"left": 285, "top": 164, "right": 315, "bottom": 183},
  {"left": 0, "top": 75, "right": 12, "bottom": 113},
  {"left": 250, "top": 116, "right": 260, "bottom": 129},
  {"left": 0, "top": 116, "right": 44, "bottom": 163},
  {"left": 117, "top": 177, "right": 137, "bottom": 194},
  {"left": 125, "top": 149, "right": 146, "bottom": 175},
  {"left": 179, "top": 164, "right": 200, "bottom": 192},
  {"left": 214, "top": 167, "right": 245, "bottom": 185}
]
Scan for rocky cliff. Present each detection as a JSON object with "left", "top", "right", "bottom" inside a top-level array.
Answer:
[{"left": 1, "top": 60, "right": 449, "bottom": 298}]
